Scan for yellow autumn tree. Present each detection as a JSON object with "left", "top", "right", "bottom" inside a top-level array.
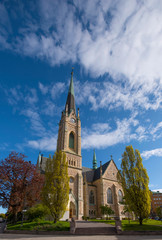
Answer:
[
  {"left": 118, "top": 145, "right": 151, "bottom": 225},
  {"left": 42, "top": 151, "right": 69, "bottom": 223}
]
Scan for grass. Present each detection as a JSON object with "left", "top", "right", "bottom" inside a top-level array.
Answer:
[
  {"left": 7, "top": 220, "right": 70, "bottom": 231},
  {"left": 122, "top": 219, "right": 162, "bottom": 231},
  {"left": 88, "top": 218, "right": 162, "bottom": 231}
]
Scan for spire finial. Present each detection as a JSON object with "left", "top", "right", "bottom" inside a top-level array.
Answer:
[
  {"left": 93, "top": 149, "right": 97, "bottom": 170},
  {"left": 65, "top": 68, "right": 76, "bottom": 114},
  {"left": 71, "top": 67, "right": 74, "bottom": 76}
]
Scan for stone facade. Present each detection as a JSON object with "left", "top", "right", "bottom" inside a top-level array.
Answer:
[{"left": 37, "top": 71, "right": 127, "bottom": 220}]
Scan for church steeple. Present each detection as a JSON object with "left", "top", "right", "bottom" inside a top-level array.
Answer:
[
  {"left": 93, "top": 149, "right": 97, "bottom": 169},
  {"left": 65, "top": 69, "right": 76, "bottom": 115}
]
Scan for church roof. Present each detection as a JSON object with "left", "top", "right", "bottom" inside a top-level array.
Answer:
[
  {"left": 82, "top": 160, "right": 111, "bottom": 182},
  {"left": 65, "top": 70, "right": 76, "bottom": 114},
  {"left": 38, "top": 154, "right": 111, "bottom": 183}
]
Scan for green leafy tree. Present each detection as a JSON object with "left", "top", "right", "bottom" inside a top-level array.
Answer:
[
  {"left": 118, "top": 145, "right": 151, "bottom": 225},
  {"left": 100, "top": 205, "right": 114, "bottom": 219},
  {"left": 122, "top": 204, "right": 133, "bottom": 223},
  {"left": 42, "top": 151, "right": 69, "bottom": 223},
  {"left": 156, "top": 207, "right": 162, "bottom": 218},
  {"left": 26, "top": 204, "right": 50, "bottom": 221}
]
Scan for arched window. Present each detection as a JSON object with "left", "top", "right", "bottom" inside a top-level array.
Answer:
[
  {"left": 69, "top": 132, "right": 74, "bottom": 149},
  {"left": 89, "top": 190, "right": 95, "bottom": 205},
  {"left": 107, "top": 188, "right": 113, "bottom": 204},
  {"left": 118, "top": 190, "right": 123, "bottom": 203}
]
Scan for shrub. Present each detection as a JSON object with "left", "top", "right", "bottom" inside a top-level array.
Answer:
[{"left": 25, "top": 204, "right": 49, "bottom": 221}]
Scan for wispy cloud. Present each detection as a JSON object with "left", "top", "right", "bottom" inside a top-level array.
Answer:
[
  {"left": 152, "top": 189, "right": 162, "bottom": 193},
  {"left": 21, "top": 108, "right": 46, "bottom": 137},
  {"left": 82, "top": 114, "right": 139, "bottom": 149},
  {"left": 39, "top": 82, "right": 48, "bottom": 95},
  {"left": 141, "top": 148, "right": 162, "bottom": 160},
  {"left": 150, "top": 121, "right": 162, "bottom": 140},
  {"left": 0, "top": 143, "right": 8, "bottom": 150},
  {"left": 27, "top": 136, "right": 57, "bottom": 151},
  {"left": 0, "top": 0, "right": 162, "bottom": 112},
  {"left": 50, "top": 82, "right": 65, "bottom": 99},
  {"left": 75, "top": 80, "right": 161, "bottom": 111}
]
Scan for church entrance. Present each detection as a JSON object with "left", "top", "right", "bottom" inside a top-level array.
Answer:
[{"left": 69, "top": 201, "right": 76, "bottom": 219}]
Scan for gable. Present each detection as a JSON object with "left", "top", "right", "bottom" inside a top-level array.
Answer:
[{"left": 102, "top": 160, "right": 119, "bottom": 181}]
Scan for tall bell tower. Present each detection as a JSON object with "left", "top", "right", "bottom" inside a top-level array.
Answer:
[{"left": 57, "top": 70, "right": 83, "bottom": 219}]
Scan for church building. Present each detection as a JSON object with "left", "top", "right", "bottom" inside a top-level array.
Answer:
[{"left": 37, "top": 70, "right": 126, "bottom": 220}]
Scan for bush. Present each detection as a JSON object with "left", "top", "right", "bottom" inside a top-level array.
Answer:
[
  {"left": 7, "top": 212, "right": 22, "bottom": 223},
  {"left": 0, "top": 213, "right": 6, "bottom": 219},
  {"left": 25, "top": 204, "right": 49, "bottom": 221}
]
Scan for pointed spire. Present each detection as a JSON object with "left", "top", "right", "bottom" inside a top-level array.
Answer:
[
  {"left": 65, "top": 68, "right": 76, "bottom": 114},
  {"left": 93, "top": 149, "right": 97, "bottom": 169}
]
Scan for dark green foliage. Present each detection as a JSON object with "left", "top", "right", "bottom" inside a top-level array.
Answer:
[
  {"left": 0, "top": 213, "right": 6, "bottom": 219},
  {"left": 156, "top": 207, "right": 162, "bottom": 218},
  {"left": 25, "top": 204, "right": 49, "bottom": 221},
  {"left": 7, "top": 220, "right": 70, "bottom": 231},
  {"left": 100, "top": 205, "right": 114, "bottom": 219},
  {"left": 118, "top": 145, "right": 151, "bottom": 225}
]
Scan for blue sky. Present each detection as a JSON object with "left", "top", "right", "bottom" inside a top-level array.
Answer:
[{"left": 0, "top": 0, "right": 162, "bottom": 213}]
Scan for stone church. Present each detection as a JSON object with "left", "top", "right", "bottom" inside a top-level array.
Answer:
[{"left": 37, "top": 70, "right": 126, "bottom": 220}]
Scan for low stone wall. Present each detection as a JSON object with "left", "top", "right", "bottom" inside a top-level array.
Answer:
[
  {"left": 5, "top": 230, "right": 71, "bottom": 235},
  {"left": 70, "top": 218, "right": 76, "bottom": 234},
  {"left": 0, "top": 222, "right": 7, "bottom": 233}
]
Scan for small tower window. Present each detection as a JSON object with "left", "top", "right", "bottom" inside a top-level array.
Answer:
[{"left": 69, "top": 132, "right": 74, "bottom": 149}]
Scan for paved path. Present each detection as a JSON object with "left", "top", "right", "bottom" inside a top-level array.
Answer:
[
  {"left": 1, "top": 234, "right": 162, "bottom": 240},
  {"left": 76, "top": 220, "right": 114, "bottom": 228},
  {"left": 75, "top": 220, "right": 116, "bottom": 235}
]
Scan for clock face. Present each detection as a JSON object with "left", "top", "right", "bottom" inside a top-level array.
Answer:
[{"left": 70, "top": 118, "right": 76, "bottom": 123}]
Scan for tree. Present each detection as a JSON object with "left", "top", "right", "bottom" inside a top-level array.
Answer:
[
  {"left": 0, "top": 152, "right": 44, "bottom": 222},
  {"left": 122, "top": 204, "right": 133, "bottom": 223},
  {"left": 117, "top": 145, "right": 151, "bottom": 225},
  {"left": 25, "top": 204, "right": 50, "bottom": 221},
  {"left": 156, "top": 207, "right": 162, "bottom": 218},
  {"left": 42, "top": 151, "right": 69, "bottom": 223},
  {"left": 100, "top": 205, "right": 114, "bottom": 219}
]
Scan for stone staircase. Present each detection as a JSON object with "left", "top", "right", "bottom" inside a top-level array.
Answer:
[{"left": 74, "top": 221, "right": 116, "bottom": 235}]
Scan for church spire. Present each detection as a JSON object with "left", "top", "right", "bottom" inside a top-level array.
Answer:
[
  {"left": 65, "top": 69, "right": 76, "bottom": 114},
  {"left": 93, "top": 149, "right": 97, "bottom": 169}
]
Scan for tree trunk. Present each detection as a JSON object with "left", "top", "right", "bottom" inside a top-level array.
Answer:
[{"left": 139, "top": 217, "right": 143, "bottom": 225}]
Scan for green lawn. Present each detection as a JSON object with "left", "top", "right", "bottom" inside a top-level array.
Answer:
[
  {"left": 88, "top": 219, "right": 162, "bottom": 231},
  {"left": 122, "top": 219, "right": 162, "bottom": 231},
  {"left": 7, "top": 220, "right": 70, "bottom": 231}
]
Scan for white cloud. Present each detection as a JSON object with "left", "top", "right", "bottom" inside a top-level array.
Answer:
[
  {"left": 92, "top": 123, "right": 111, "bottom": 133},
  {"left": 75, "top": 80, "right": 161, "bottom": 111},
  {"left": 1, "top": 1, "right": 162, "bottom": 111},
  {"left": 150, "top": 121, "right": 162, "bottom": 140},
  {"left": 39, "top": 82, "right": 48, "bottom": 95},
  {"left": 152, "top": 189, "right": 162, "bottom": 193},
  {"left": 50, "top": 82, "right": 65, "bottom": 99},
  {"left": 21, "top": 108, "right": 46, "bottom": 136},
  {"left": 27, "top": 136, "right": 57, "bottom": 151},
  {"left": 141, "top": 148, "right": 162, "bottom": 160},
  {"left": 82, "top": 114, "right": 138, "bottom": 149},
  {"left": 135, "top": 126, "right": 147, "bottom": 141}
]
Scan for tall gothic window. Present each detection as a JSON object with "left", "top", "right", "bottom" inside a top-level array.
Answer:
[
  {"left": 89, "top": 190, "right": 95, "bottom": 205},
  {"left": 118, "top": 190, "right": 123, "bottom": 203},
  {"left": 107, "top": 188, "right": 113, "bottom": 204},
  {"left": 69, "top": 132, "right": 74, "bottom": 149}
]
